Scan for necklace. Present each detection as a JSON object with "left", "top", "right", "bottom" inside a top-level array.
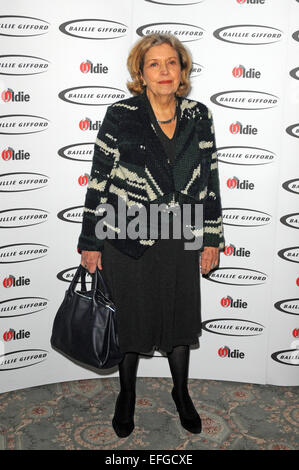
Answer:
[{"left": 156, "top": 101, "right": 177, "bottom": 124}]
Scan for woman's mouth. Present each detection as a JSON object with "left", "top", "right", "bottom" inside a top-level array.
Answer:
[{"left": 158, "top": 80, "right": 172, "bottom": 84}]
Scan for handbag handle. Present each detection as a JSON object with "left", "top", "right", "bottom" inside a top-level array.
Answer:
[
  {"left": 95, "top": 267, "right": 110, "bottom": 297},
  {"left": 69, "top": 264, "right": 94, "bottom": 293},
  {"left": 69, "top": 264, "right": 110, "bottom": 298}
]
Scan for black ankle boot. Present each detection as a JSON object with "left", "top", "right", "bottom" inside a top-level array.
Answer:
[
  {"left": 112, "top": 392, "right": 136, "bottom": 438},
  {"left": 171, "top": 387, "right": 202, "bottom": 434}
]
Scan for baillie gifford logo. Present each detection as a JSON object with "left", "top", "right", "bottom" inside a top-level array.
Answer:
[
  {"left": 274, "top": 298, "right": 299, "bottom": 316},
  {"left": 58, "top": 86, "right": 127, "bottom": 106},
  {"left": 213, "top": 24, "right": 283, "bottom": 45},
  {"left": 210, "top": 90, "right": 278, "bottom": 110},
  {"left": 59, "top": 19, "right": 128, "bottom": 40},
  {"left": 0, "top": 54, "right": 50, "bottom": 77},
  {"left": 217, "top": 146, "right": 276, "bottom": 166},
  {"left": 218, "top": 346, "right": 245, "bottom": 359},
  {"left": 136, "top": 22, "right": 205, "bottom": 42},
  {"left": 271, "top": 349, "right": 299, "bottom": 366}
]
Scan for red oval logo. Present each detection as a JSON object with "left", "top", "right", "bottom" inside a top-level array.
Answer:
[
  {"left": 78, "top": 175, "right": 88, "bottom": 186},
  {"left": 218, "top": 347, "right": 229, "bottom": 357}
]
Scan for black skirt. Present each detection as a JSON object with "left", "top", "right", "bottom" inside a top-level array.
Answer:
[{"left": 100, "top": 219, "right": 202, "bottom": 355}]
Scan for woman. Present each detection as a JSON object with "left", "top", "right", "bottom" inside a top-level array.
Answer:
[{"left": 77, "top": 34, "right": 224, "bottom": 438}]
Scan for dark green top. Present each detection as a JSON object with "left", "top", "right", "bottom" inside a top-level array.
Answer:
[{"left": 143, "top": 91, "right": 180, "bottom": 165}]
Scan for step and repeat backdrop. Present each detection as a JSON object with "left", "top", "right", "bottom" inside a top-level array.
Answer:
[{"left": 0, "top": 0, "right": 298, "bottom": 393}]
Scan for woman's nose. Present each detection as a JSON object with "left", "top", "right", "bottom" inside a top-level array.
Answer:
[{"left": 160, "top": 62, "right": 169, "bottom": 74}]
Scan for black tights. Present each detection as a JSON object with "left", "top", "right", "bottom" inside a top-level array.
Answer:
[{"left": 114, "top": 345, "right": 195, "bottom": 421}]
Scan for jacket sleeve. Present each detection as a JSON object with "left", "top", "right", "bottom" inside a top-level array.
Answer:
[
  {"left": 77, "top": 105, "right": 120, "bottom": 253},
  {"left": 199, "top": 106, "right": 225, "bottom": 250}
]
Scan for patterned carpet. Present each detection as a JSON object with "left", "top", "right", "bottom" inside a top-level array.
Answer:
[{"left": 0, "top": 377, "right": 298, "bottom": 450}]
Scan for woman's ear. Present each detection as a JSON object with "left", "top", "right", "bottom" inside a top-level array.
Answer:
[{"left": 138, "top": 70, "right": 146, "bottom": 87}]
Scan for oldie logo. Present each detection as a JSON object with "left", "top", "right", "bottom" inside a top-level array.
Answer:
[
  {"left": 57, "top": 206, "right": 83, "bottom": 224},
  {"left": 3, "top": 328, "right": 30, "bottom": 342},
  {"left": 222, "top": 208, "right": 271, "bottom": 227},
  {"left": 277, "top": 247, "right": 299, "bottom": 264},
  {"left": 217, "top": 146, "right": 276, "bottom": 166},
  {"left": 282, "top": 178, "right": 299, "bottom": 195},
  {"left": 218, "top": 346, "right": 245, "bottom": 359},
  {"left": 280, "top": 213, "right": 299, "bottom": 230},
  {"left": 0, "top": 244, "right": 49, "bottom": 263},
  {"left": 59, "top": 19, "right": 128, "bottom": 40},
  {"left": 286, "top": 123, "right": 299, "bottom": 138},
  {"left": 202, "top": 318, "right": 264, "bottom": 336},
  {"left": 0, "top": 297, "right": 49, "bottom": 318},
  {"left": 224, "top": 244, "right": 250, "bottom": 257},
  {"left": 0, "top": 349, "right": 48, "bottom": 370},
  {"left": 232, "top": 65, "right": 261, "bottom": 79},
  {"left": 0, "top": 115, "right": 49, "bottom": 135},
  {"left": 210, "top": 90, "right": 278, "bottom": 110},
  {"left": 0, "top": 208, "right": 49, "bottom": 228},
  {"left": 274, "top": 298, "right": 299, "bottom": 316},
  {"left": 58, "top": 86, "right": 127, "bottom": 106},
  {"left": 271, "top": 349, "right": 299, "bottom": 366},
  {"left": 207, "top": 267, "right": 267, "bottom": 286},
  {"left": 221, "top": 296, "right": 248, "bottom": 309},
  {"left": 0, "top": 55, "right": 50, "bottom": 76},
  {"left": 0, "top": 16, "right": 50, "bottom": 37},
  {"left": 226, "top": 177, "right": 254, "bottom": 190},
  {"left": 78, "top": 118, "right": 102, "bottom": 131},
  {"left": 136, "top": 22, "right": 205, "bottom": 42},
  {"left": 2, "top": 275, "right": 30, "bottom": 288},
  {"left": 213, "top": 25, "right": 283, "bottom": 45},
  {"left": 80, "top": 61, "right": 108, "bottom": 75},
  {"left": 58, "top": 143, "right": 94, "bottom": 162},
  {"left": 1, "top": 88, "right": 30, "bottom": 103},
  {"left": 229, "top": 121, "right": 258, "bottom": 135},
  {"left": 1, "top": 147, "right": 31, "bottom": 161},
  {"left": 0, "top": 172, "right": 49, "bottom": 192}
]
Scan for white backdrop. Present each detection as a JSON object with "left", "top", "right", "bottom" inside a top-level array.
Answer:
[{"left": 0, "top": 0, "right": 298, "bottom": 393}]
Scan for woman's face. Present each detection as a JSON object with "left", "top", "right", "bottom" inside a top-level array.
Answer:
[{"left": 141, "top": 43, "right": 182, "bottom": 99}]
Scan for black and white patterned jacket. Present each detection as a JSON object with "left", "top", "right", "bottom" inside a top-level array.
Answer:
[{"left": 77, "top": 92, "right": 224, "bottom": 258}]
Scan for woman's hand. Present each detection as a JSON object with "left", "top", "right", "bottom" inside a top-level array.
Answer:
[
  {"left": 80, "top": 250, "right": 102, "bottom": 273},
  {"left": 200, "top": 246, "right": 219, "bottom": 275}
]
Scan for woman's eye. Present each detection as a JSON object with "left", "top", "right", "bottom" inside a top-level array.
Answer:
[{"left": 150, "top": 62, "right": 158, "bottom": 67}]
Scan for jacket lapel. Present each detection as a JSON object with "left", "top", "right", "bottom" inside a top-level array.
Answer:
[
  {"left": 135, "top": 93, "right": 195, "bottom": 171},
  {"left": 173, "top": 100, "right": 196, "bottom": 166}
]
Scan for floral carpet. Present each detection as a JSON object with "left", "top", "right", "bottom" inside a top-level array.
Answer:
[{"left": 0, "top": 377, "right": 298, "bottom": 450}]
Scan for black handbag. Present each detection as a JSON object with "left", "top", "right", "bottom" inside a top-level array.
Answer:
[{"left": 50, "top": 264, "right": 124, "bottom": 369}]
